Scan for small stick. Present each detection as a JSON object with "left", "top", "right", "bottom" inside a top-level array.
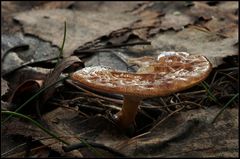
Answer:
[
  {"left": 62, "top": 142, "right": 127, "bottom": 157},
  {"left": 150, "top": 106, "right": 185, "bottom": 132}
]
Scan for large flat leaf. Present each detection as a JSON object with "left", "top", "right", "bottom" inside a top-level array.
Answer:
[
  {"left": 14, "top": 9, "right": 139, "bottom": 56},
  {"left": 4, "top": 107, "right": 237, "bottom": 157},
  {"left": 151, "top": 26, "right": 238, "bottom": 67}
]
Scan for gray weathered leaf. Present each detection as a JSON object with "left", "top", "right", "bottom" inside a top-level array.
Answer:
[
  {"left": 151, "top": 27, "right": 238, "bottom": 67},
  {"left": 14, "top": 9, "right": 139, "bottom": 56}
]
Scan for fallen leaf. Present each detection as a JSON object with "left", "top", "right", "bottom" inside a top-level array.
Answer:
[
  {"left": 8, "top": 79, "right": 43, "bottom": 114},
  {"left": 130, "top": 2, "right": 195, "bottom": 38},
  {"left": 189, "top": 1, "right": 238, "bottom": 22},
  {"left": 40, "top": 56, "right": 84, "bottom": 109},
  {"left": 5, "top": 106, "right": 237, "bottom": 157},
  {"left": 131, "top": 10, "right": 163, "bottom": 39},
  {"left": 1, "top": 131, "right": 27, "bottom": 158},
  {"left": 189, "top": 2, "right": 238, "bottom": 39},
  {"left": 119, "top": 107, "right": 238, "bottom": 157},
  {"left": 1, "top": 33, "right": 59, "bottom": 76},
  {"left": 130, "top": 1, "right": 238, "bottom": 39},
  {"left": 37, "top": 1, "right": 74, "bottom": 10},
  {"left": 2, "top": 52, "right": 25, "bottom": 76},
  {"left": 132, "top": 10, "right": 163, "bottom": 28},
  {"left": 151, "top": 26, "right": 238, "bottom": 67},
  {"left": 1, "top": 34, "right": 29, "bottom": 57},
  {"left": 14, "top": 9, "right": 139, "bottom": 56},
  {"left": 203, "top": 17, "right": 238, "bottom": 39},
  {"left": 42, "top": 108, "right": 129, "bottom": 157},
  {"left": 1, "top": 1, "right": 46, "bottom": 33},
  {"left": 189, "top": 2, "right": 215, "bottom": 20},
  {"left": 70, "top": 1, "right": 144, "bottom": 13},
  {"left": 107, "top": 28, "right": 148, "bottom": 45},
  {"left": 3, "top": 107, "right": 128, "bottom": 157},
  {"left": 3, "top": 107, "right": 84, "bottom": 157},
  {"left": 160, "top": 12, "right": 193, "bottom": 31},
  {"left": 1, "top": 78, "right": 9, "bottom": 96},
  {"left": 4, "top": 66, "right": 49, "bottom": 92}
]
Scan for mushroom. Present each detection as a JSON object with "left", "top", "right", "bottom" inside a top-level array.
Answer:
[{"left": 71, "top": 51, "right": 212, "bottom": 129}]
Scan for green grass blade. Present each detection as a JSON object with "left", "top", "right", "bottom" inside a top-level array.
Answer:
[
  {"left": 77, "top": 139, "right": 105, "bottom": 157},
  {"left": 58, "top": 21, "right": 67, "bottom": 64},
  {"left": 1, "top": 111, "right": 69, "bottom": 145},
  {"left": 211, "top": 93, "right": 239, "bottom": 124},
  {"left": 201, "top": 81, "right": 219, "bottom": 104},
  {"left": 1, "top": 76, "right": 69, "bottom": 125}
]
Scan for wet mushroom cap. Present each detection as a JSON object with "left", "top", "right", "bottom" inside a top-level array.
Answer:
[{"left": 71, "top": 52, "right": 212, "bottom": 98}]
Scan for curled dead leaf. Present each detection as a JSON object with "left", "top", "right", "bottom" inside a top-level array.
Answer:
[
  {"left": 40, "top": 56, "right": 84, "bottom": 112},
  {"left": 8, "top": 79, "right": 43, "bottom": 114}
]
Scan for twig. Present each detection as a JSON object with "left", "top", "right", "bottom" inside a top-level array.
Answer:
[
  {"left": 138, "top": 109, "right": 156, "bottom": 122},
  {"left": 66, "top": 80, "right": 123, "bottom": 104},
  {"left": 178, "top": 90, "right": 206, "bottom": 96},
  {"left": 62, "top": 142, "right": 127, "bottom": 157},
  {"left": 49, "top": 101, "right": 90, "bottom": 118},
  {"left": 1, "top": 143, "right": 26, "bottom": 157},
  {"left": 74, "top": 41, "right": 151, "bottom": 54},
  {"left": 217, "top": 71, "right": 238, "bottom": 82},
  {"left": 6, "top": 143, "right": 53, "bottom": 158},
  {"left": 160, "top": 97, "right": 171, "bottom": 112},
  {"left": 173, "top": 93, "right": 184, "bottom": 108},
  {"left": 2, "top": 57, "right": 59, "bottom": 76},
  {"left": 149, "top": 106, "right": 185, "bottom": 132},
  {"left": 77, "top": 104, "right": 105, "bottom": 112},
  {"left": 115, "top": 131, "right": 151, "bottom": 150}
]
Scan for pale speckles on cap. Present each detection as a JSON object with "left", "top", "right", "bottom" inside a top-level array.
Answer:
[{"left": 71, "top": 51, "right": 212, "bottom": 98}]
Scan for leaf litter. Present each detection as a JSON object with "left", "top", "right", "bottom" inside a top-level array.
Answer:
[
  {"left": 13, "top": 9, "right": 139, "bottom": 56},
  {"left": 1, "top": 1, "right": 238, "bottom": 158}
]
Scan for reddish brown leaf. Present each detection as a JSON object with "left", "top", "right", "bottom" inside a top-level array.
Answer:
[
  {"left": 40, "top": 56, "right": 84, "bottom": 109},
  {"left": 8, "top": 79, "right": 43, "bottom": 114}
]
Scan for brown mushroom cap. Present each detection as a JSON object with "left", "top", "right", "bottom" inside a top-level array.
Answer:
[{"left": 71, "top": 52, "right": 212, "bottom": 98}]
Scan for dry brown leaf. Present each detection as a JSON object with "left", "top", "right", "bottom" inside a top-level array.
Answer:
[
  {"left": 130, "top": 1, "right": 238, "bottom": 39},
  {"left": 131, "top": 10, "right": 163, "bottom": 38},
  {"left": 190, "top": 1, "right": 238, "bottom": 21},
  {"left": 8, "top": 79, "right": 43, "bottom": 114},
  {"left": 3, "top": 98, "right": 238, "bottom": 157},
  {"left": 189, "top": 2, "right": 216, "bottom": 20},
  {"left": 41, "top": 56, "right": 84, "bottom": 107},
  {"left": 37, "top": 1, "right": 74, "bottom": 10},
  {"left": 1, "top": 78, "right": 9, "bottom": 96},
  {"left": 119, "top": 107, "right": 238, "bottom": 157},
  {"left": 3, "top": 107, "right": 84, "bottom": 157},
  {"left": 70, "top": 1, "right": 144, "bottom": 13},
  {"left": 204, "top": 17, "right": 238, "bottom": 39},
  {"left": 1, "top": 1, "right": 46, "bottom": 33},
  {"left": 2, "top": 2, "right": 238, "bottom": 158},
  {"left": 160, "top": 12, "right": 193, "bottom": 31},
  {"left": 130, "top": 2, "right": 196, "bottom": 38},
  {"left": 14, "top": 9, "right": 139, "bottom": 56},
  {"left": 189, "top": 2, "right": 238, "bottom": 39},
  {"left": 151, "top": 26, "right": 238, "bottom": 67},
  {"left": 41, "top": 107, "right": 129, "bottom": 157}
]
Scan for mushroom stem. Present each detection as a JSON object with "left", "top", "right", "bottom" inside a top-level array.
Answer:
[{"left": 115, "top": 95, "right": 142, "bottom": 129}]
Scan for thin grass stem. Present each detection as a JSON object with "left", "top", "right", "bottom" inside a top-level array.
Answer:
[
  {"left": 58, "top": 21, "right": 67, "bottom": 64},
  {"left": 1, "top": 76, "right": 69, "bottom": 124},
  {"left": 1, "top": 111, "right": 69, "bottom": 145},
  {"left": 211, "top": 93, "right": 239, "bottom": 124}
]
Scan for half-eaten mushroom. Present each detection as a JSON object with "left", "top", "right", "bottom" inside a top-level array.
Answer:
[{"left": 71, "top": 51, "right": 212, "bottom": 129}]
